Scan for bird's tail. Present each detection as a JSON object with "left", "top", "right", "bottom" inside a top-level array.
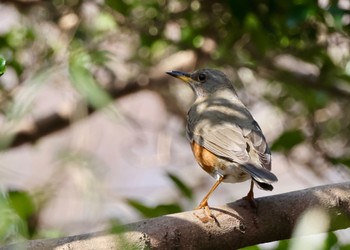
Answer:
[{"left": 240, "top": 163, "right": 278, "bottom": 191}]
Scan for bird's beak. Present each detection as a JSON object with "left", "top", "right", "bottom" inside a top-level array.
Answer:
[{"left": 166, "top": 70, "right": 191, "bottom": 83}]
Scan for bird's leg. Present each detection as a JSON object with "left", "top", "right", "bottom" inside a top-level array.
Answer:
[
  {"left": 194, "top": 175, "right": 224, "bottom": 222},
  {"left": 196, "top": 174, "right": 224, "bottom": 210},
  {"left": 245, "top": 179, "right": 254, "bottom": 200},
  {"left": 243, "top": 179, "right": 257, "bottom": 208}
]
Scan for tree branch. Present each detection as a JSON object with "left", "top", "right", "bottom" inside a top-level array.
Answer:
[
  {"left": 3, "top": 182, "right": 350, "bottom": 250},
  {"left": 0, "top": 75, "right": 167, "bottom": 151},
  {"left": 5, "top": 51, "right": 350, "bottom": 151}
]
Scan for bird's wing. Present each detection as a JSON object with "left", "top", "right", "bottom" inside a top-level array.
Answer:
[
  {"left": 187, "top": 113, "right": 275, "bottom": 182},
  {"left": 242, "top": 120, "right": 272, "bottom": 171},
  {"left": 189, "top": 122, "right": 250, "bottom": 163}
]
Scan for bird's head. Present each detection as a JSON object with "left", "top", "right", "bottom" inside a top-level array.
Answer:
[{"left": 166, "top": 68, "right": 236, "bottom": 97}]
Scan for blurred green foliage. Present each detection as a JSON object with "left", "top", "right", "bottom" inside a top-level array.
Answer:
[
  {"left": 69, "top": 49, "right": 113, "bottom": 109},
  {"left": 126, "top": 199, "right": 182, "bottom": 218},
  {"left": 167, "top": 172, "right": 193, "bottom": 200},
  {"left": 0, "top": 57, "right": 5, "bottom": 76},
  {"left": 0, "top": 190, "right": 37, "bottom": 242},
  {"left": 0, "top": 0, "right": 349, "bottom": 248},
  {"left": 271, "top": 130, "right": 305, "bottom": 152},
  {"left": 127, "top": 172, "right": 193, "bottom": 218}
]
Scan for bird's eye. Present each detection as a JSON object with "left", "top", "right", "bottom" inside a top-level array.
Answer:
[{"left": 198, "top": 73, "right": 206, "bottom": 82}]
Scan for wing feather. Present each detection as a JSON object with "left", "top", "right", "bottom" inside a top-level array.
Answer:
[{"left": 187, "top": 102, "right": 275, "bottom": 183}]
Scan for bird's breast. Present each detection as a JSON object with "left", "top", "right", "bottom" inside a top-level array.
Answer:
[
  {"left": 190, "top": 141, "right": 250, "bottom": 183},
  {"left": 191, "top": 141, "right": 218, "bottom": 174}
]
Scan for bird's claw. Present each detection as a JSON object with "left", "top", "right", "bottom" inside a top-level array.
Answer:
[
  {"left": 242, "top": 195, "right": 258, "bottom": 208},
  {"left": 194, "top": 203, "right": 216, "bottom": 223}
]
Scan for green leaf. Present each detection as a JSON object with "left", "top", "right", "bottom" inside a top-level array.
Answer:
[
  {"left": 8, "top": 191, "right": 35, "bottom": 221},
  {"left": 126, "top": 199, "right": 182, "bottom": 218},
  {"left": 90, "top": 50, "right": 113, "bottom": 66},
  {"left": 240, "top": 245, "right": 261, "bottom": 250},
  {"left": 69, "top": 51, "right": 112, "bottom": 109},
  {"left": 0, "top": 57, "right": 6, "bottom": 76},
  {"left": 322, "top": 232, "right": 338, "bottom": 250},
  {"left": 93, "top": 13, "right": 117, "bottom": 32},
  {"left": 0, "top": 193, "right": 28, "bottom": 242},
  {"left": 274, "top": 239, "right": 290, "bottom": 250},
  {"left": 167, "top": 172, "right": 193, "bottom": 200},
  {"left": 271, "top": 130, "right": 305, "bottom": 152},
  {"left": 105, "top": 0, "right": 130, "bottom": 16},
  {"left": 329, "top": 157, "right": 350, "bottom": 168}
]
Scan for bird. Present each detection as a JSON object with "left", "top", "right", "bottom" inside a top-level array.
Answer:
[{"left": 166, "top": 68, "right": 278, "bottom": 212}]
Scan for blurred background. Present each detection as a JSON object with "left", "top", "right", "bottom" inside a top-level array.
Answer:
[{"left": 0, "top": 0, "right": 349, "bottom": 249}]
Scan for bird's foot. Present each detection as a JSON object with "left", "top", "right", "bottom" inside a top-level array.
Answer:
[
  {"left": 194, "top": 202, "right": 215, "bottom": 223},
  {"left": 242, "top": 195, "right": 257, "bottom": 208},
  {"left": 241, "top": 179, "right": 259, "bottom": 208}
]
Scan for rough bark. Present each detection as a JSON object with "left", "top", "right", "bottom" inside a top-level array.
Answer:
[{"left": 2, "top": 182, "right": 350, "bottom": 250}]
